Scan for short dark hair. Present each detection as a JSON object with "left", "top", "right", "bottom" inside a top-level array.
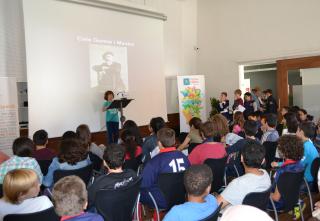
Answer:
[
  {"left": 284, "top": 112, "right": 299, "bottom": 133},
  {"left": 241, "top": 140, "right": 265, "bottom": 168},
  {"left": 12, "top": 137, "right": 34, "bottom": 157},
  {"left": 76, "top": 124, "right": 91, "bottom": 147},
  {"left": 266, "top": 113, "right": 277, "bottom": 128},
  {"left": 244, "top": 92, "right": 252, "bottom": 97},
  {"left": 263, "top": 89, "right": 273, "bottom": 94},
  {"left": 58, "top": 139, "right": 88, "bottom": 165},
  {"left": 189, "top": 117, "right": 202, "bottom": 130},
  {"left": 221, "top": 92, "right": 227, "bottom": 97},
  {"left": 299, "top": 108, "right": 307, "bottom": 115},
  {"left": 184, "top": 165, "right": 212, "bottom": 196},
  {"left": 157, "top": 128, "right": 176, "bottom": 147},
  {"left": 104, "top": 90, "right": 114, "bottom": 100},
  {"left": 299, "top": 121, "right": 316, "bottom": 139},
  {"left": 33, "top": 130, "right": 48, "bottom": 146},
  {"left": 150, "top": 117, "right": 166, "bottom": 134},
  {"left": 103, "top": 144, "right": 126, "bottom": 169},
  {"left": 278, "top": 135, "right": 303, "bottom": 161},
  {"left": 244, "top": 120, "right": 258, "bottom": 137},
  {"left": 62, "top": 131, "right": 77, "bottom": 140}
]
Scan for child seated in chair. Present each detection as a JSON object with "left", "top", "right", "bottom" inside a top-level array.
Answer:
[
  {"left": 270, "top": 135, "right": 304, "bottom": 210},
  {"left": 52, "top": 175, "right": 103, "bottom": 221},
  {"left": 163, "top": 165, "right": 219, "bottom": 221},
  {"left": 0, "top": 169, "right": 53, "bottom": 220},
  {"left": 140, "top": 128, "right": 190, "bottom": 210}
]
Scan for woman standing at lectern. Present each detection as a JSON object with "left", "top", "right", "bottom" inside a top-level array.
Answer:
[{"left": 103, "top": 91, "right": 119, "bottom": 144}]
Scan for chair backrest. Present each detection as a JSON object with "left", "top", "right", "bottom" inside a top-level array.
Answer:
[
  {"left": 37, "top": 159, "right": 52, "bottom": 176},
  {"left": 157, "top": 172, "right": 186, "bottom": 210},
  {"left": 199, "top": 203, "right": 222, "bottom": 221},
  {"left": 123, "top": 154, "right": 142, "bottom": 172},
  {"left": 242, "top": 186, "right": 272, "bottom": 211},
  {"left": 0, "top": 184, "right": 3, "bottom": 198},
  {"left": 95, "top": 177, "right": 142, "bottom": 221},
  {"left": 53, "top": 163, "right": 93, "bottom": 186},
  {"left": 204, "top": 157, "right": 228, "bottom": 192},
  {"left": 277, "top": 171, "right": 304, "bottom": 212},
  {"left": 89, "top": 152, "right": 103, "bottom": 171},
  {"left": 263, "top": 141, "right": 278, "bottom": 169},
  {"left": 4, "top": 207, "right": 60, "bottom": 221},
  {"left": 188, "top": 143, "right": 201, "bottom": 154},
  {"left": 311, "top": 157, "right": 320, "bottom": 183}
]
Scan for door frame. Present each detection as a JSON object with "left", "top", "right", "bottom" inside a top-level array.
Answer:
[{"left": 276, "top": 55, "right": 320, "bottom": 108}]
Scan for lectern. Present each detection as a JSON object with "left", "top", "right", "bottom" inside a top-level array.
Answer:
[{"left": 107, "top": 98, "right": 133, "bottom": 127}]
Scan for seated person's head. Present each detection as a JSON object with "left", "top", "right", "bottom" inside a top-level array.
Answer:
[
  {"left": 184, "top": 165, "right": 213, "bottom": 198},
  {"left": 266, "top": 113, "right": 277, "bottom": 128},
  {"left": 298, "top": 109, "right": 308, "bottom": 122},
  {"left": 278, "top": 135, "right": 303, "bottom": 161},
  {"left": 263, "top": 89, "right": 273, "bottom": 97},
  {"left": 76, "top": 124, "right": 92, "bottom": 147},
  {"left": 120, "top": 130, "right": 138, "bottom": 159},
  {"left": 12, "top": 137, "right": 34, "bottom": 157},
  {"left": 52, "top": 175, "right": 87, "bottom": 217},
  {"left": 58, "top": 139, "right": 88, "bottom": 165},
  {"left": 284, "top": 113, "right": 299, "bottom": 133},
  {"left": 103, "top": 144, "right": 125, "bottom": 170},
  {"left": 244, "top": 92, "right": 252, "bottom": 101},
  {"left": 296, "top": 121, "right": 316, "bottom": 140},
  {"left": 244, "top": 120, "right": 258, "bottom": 137},
  {"left": 207, "top": 114, "right": 229, "bottom": 142},
  {"left": 234, "top": 89, "right": 242, "bottom": 99},
  {"left": 157, "top": 128, "right": 176, "bottom": 148},
  {"left": 241, "top": 140, "right": 265, "bottom": 169},
  {"left": 62, "top": 131, "right": 77, "bottom": 140},
  {"left": 33, "top": 129, "right": 48, "bottom": 147},
  {"left": 3, "top": 169, "right": 40, "bottom": 204},
  {"left": 189, "top": 117, "right": 202, "bottom": 130},
  {"left": 149, "top": 117, "right": 165, "bottom": 134}
]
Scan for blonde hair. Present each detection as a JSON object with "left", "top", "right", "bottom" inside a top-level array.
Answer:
[{"left": 3, "top": 169, "right": 38, "bottom": 204}]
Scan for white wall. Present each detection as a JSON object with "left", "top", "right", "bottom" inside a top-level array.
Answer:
[
  {"left": 301, "top": 68, "right": 320, "bottom": 85},
  {"left": 198, "top": 0, "right": 320, "bottom": 112}
]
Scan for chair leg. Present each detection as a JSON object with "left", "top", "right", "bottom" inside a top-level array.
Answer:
[
  {"left": 148, "top": 192, "right": 160, "bottom": 221},
  {"left": 299, "top": 202, "right": 304, "bottom": 221},
  {"left": 224, "top": 168, "right": 227, "bottom": 186},
  {"left": 135, "top": 193, "right": 141, "bottom": 221},
  {"left": 269, "top": 197, "right": 279, "bottom": 221},
  {"left": 233, "top": 165, "right": 240, "bottom": 177},
  {"left": 303, "top": 178, "right": 313, "bottom": 214}
]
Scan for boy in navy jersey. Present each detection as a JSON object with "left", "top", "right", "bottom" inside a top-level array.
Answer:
[{"left": 140, "top": 128, "right": 190, "bottom": 209}]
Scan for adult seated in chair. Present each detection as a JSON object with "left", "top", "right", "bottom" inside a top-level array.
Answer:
[
  {"left": 217, "top": 140, "right": 271, "bottom": 211},
  {"left": 121, "top": 129, "right": 143, "bottom": 161},
  {"left": 140, "top": 128, "right": 190, "bottom": 209},
  {"left": 270, "top": 135, "right": 304, "bottom": 210},
  {"left": 163, "top": 165, "right": 219, "bottom": 221},
  {"left": 43, "top": 138, "right": 91, "bottom": 187},
  {"left": 226, "top": 120, "right": 259, "bottom": 176},
  {"left": 52, "top": 175, "right": 103, "bottom": 221},
  {"left": 296, "top": 121, "right": 319, "bottom": 185},
  {"left": 33, "top": 129, "right": 56, "bottom": 161},
  {"left": 0, "top": 169, "right": 52, "bottom": 220},
  {"left": 87, "top": 144, "right": 137, "bottom": 209},
  {"left": 142, "top": 117, "right": 166, "bottom": 163},
  {"left": 177, "top": 117, "right": 203, "bottom": 152},
  {"left": 188, "top": 114, "right": 229, "bottom": 165},
  {"left": 0, "top": 137, "right": 43, "bottom": 184}
]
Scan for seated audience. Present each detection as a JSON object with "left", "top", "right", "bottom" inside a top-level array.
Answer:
[
  {"left": 217, "top": 92, "right": 230, "bottom": 120},
  {"left": 217, "top": 140, "right": 271, "bottom": 210},
  {"left": 232, "top": 89, "right": 244, "bottom": 111},
  {"left": 52, "top": 175, "right": 103, "bottom": 221},
  {"left": 220, "top": 205, "right": 273, "bottom": 221},
  {"left": 88, "top": 144, "right": 138, "bottom": 209},
  {"left": 142, "top": 117, "right": 166, "bottom": 162},
  {"left": 0, "top": 151, "right": 9, "bottom": 165},
  {"left": 296, "top": 121, "right": 319, "bottom": 183},
  {"left": 0, "top": 169, "right": 53, "bottom": 220},
  {"left": 121, "top": 129, "right": 142, "bottom": 160},
  {"left": 140, "top": 128, "right": 190, "bottom": 209},
  {"left": 270, "top": 135, "right": 304, "bottom": 210},
  {"left": 123, "top": 120, "right": 143, "bottom": 146},
  {"left": 261, "top": 113, "right": 279, "bottom": 144},
  {"left": 226, "top": 120, "right": 259, "bottom": 175},
  {"left": 188, "top": 114, "right": 228, "bottom": 165},
  {"left": 0, "top": 137, "right": 43, "bottom": 184},
  {"left": 231, "top": 111, "right": 245, "bottom": 137},
  {"left": 177, "top": 117, "right": 203, "bottom": 151},
  {"left": 43, "top": 138, "right": 91, "bottom": 187},
  {"left": 76, "top": 124, "right": 105, "bottom": 159},
  {"left": 163, "top": 165, "right": 219, "bottom": 221},
  {"left": 33, "top": 129, "right": 56, "bottom": 161}
]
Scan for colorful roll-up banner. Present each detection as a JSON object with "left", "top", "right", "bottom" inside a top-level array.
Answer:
[{"left": 177, "top": 75, "right": 206, "bottom": 133}]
